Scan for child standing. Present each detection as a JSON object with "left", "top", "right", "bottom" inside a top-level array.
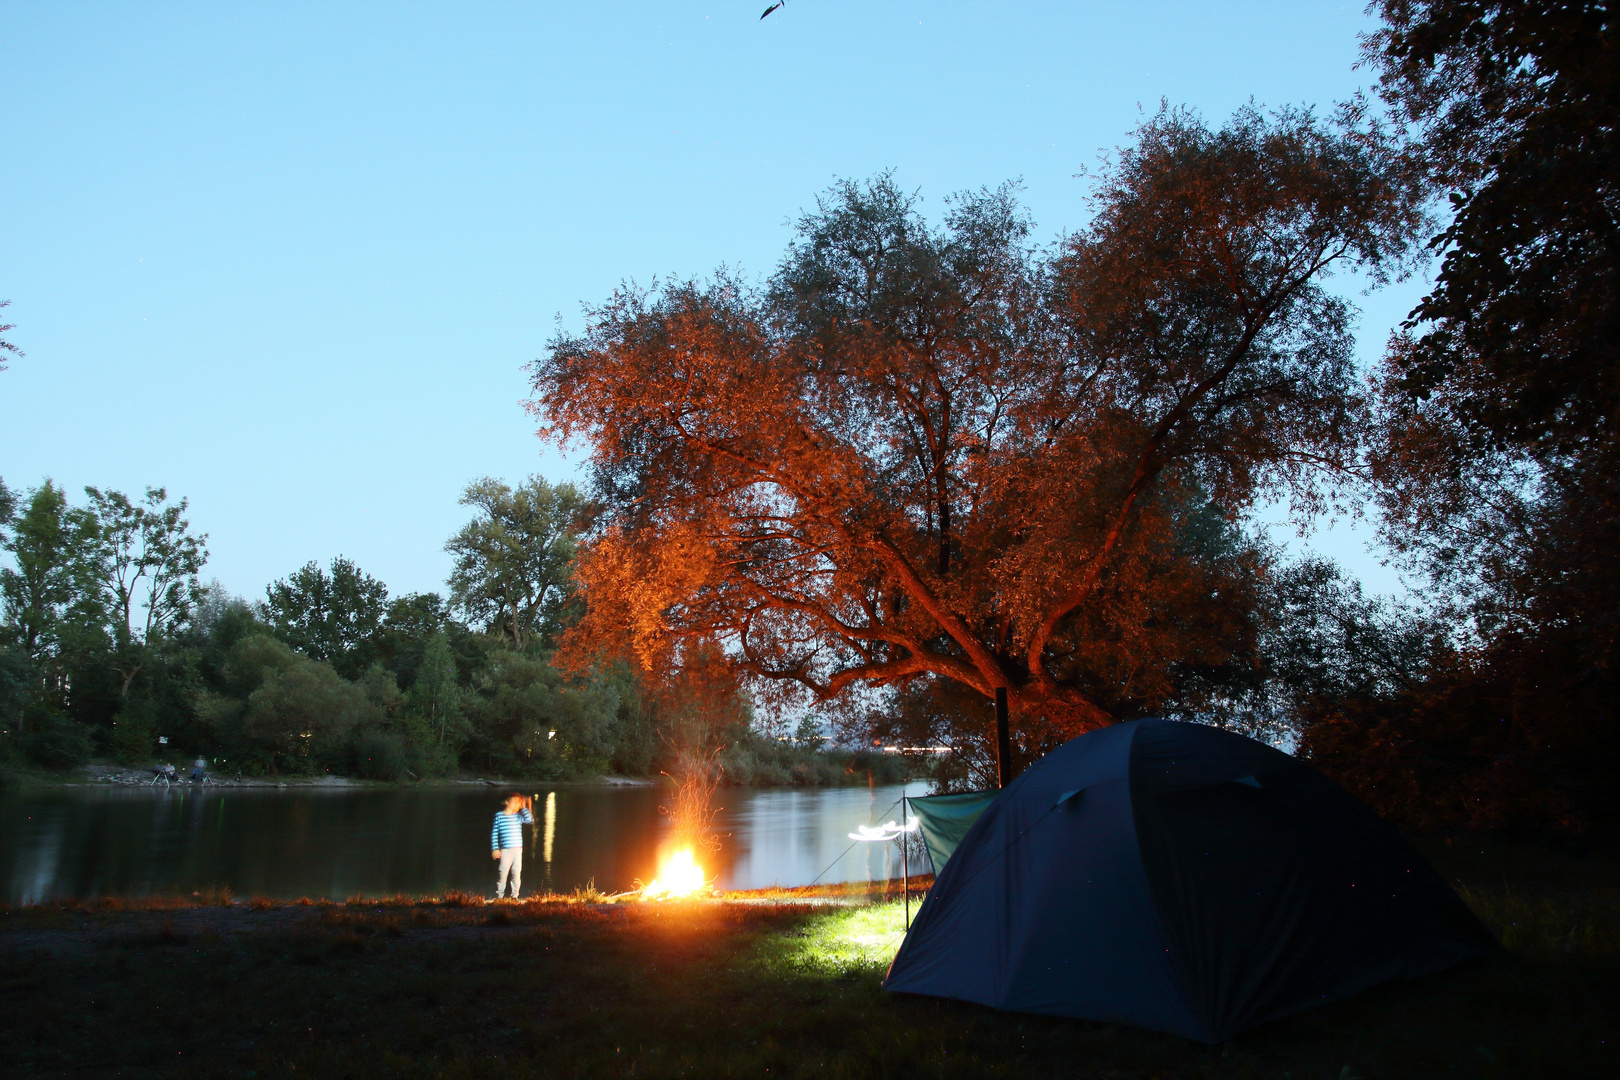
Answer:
[{"left": 491, "top": 793, "right": 534, "bottom": 899}]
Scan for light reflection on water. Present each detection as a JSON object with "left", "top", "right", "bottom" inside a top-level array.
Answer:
[{"left": 0, "top": 781, "right": 931, "bottom": 903}]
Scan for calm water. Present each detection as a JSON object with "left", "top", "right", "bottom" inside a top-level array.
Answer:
[{"left": 0, "top": 781, "right": 930, "bottom": 903}]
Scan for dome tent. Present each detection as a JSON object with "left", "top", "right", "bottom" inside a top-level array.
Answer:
[{"left": 883, "top": 719, "right": 1500, "bottom": 1042}]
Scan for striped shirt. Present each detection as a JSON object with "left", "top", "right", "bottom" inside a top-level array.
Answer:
[{"left": 491, "top": 808, "right": 533, "bottom": 851}]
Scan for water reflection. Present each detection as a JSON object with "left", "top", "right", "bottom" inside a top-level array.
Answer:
[{"left": 0, "top": 781, "right": 931, "bottom": 903}]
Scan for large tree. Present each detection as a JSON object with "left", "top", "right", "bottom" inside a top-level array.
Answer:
[
  {"left": 0, "top": 481, "right": 76, "bottom": 663},
  {"left": 1366, "top": 0, "right": 1616, "bottom": 457},
  {"left": 531, "top": 107, "right": 1420, "bottom": 756},
  {"left": 445, "top": 476, "right": 587, "bottom": 651},
  {"left": 222, "top": 634, "right": 378, "bottom": 768},
  {"left": 71, "top": 486, "right": 209, "bottom": 700},
  {"left": 408, "top": 631, "right": 465, "bottom": 746},
  {"left": 372, "top": 590, "right": 470, "bottom": 691},
  {"left": 75, "top": 487, "right": 208, "bottom": 648},
  {"left": 263, "top": 557, "right": 389, "bottom": 677},
  {"left": 1365, "top": 1, "right": 1618, "bottom": 607}
]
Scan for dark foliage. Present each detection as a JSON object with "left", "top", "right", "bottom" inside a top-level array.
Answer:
[
  {"left": 1369, "top": 0, "right": 1618, "bottom": 456},
  {"left": 18, "top": 714, "right": 95, "bottom": 769},
  {"left": 353, "top": 731, "right": 409, "bottom": 781},
  {"left": 1349, "top": 1, "right": 1620, "bottom": 828},
  {"left": 1265, "top": 560, "right": 1587, "bottom": 831}
]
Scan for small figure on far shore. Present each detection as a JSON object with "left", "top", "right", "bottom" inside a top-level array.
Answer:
[
  {"left": 150, "top": 763, "right": 176, "bottom": 786},
  {"left": 191, "top": 756, "right": 208, "bottom": 782},
  {"left": 491, "top": 793, "right": 534, "bottom": 899}
]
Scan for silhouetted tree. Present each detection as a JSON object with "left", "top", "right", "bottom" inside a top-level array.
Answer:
[
  {"left": 73, "top": 486, "right": 208, "bottom": 700},
  {"left": 1360, "top": 0, "right": 1620, "bottom": 825}
]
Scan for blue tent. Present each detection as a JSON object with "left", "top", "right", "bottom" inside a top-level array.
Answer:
[{"left": 883, "top": 719, "right": 1500, "bottom": 1042}]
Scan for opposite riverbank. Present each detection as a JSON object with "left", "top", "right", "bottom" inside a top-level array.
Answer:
[
  {"left": 13, "top": 763, "right": 658, "bottom": 790},
  {"left": 1, "top": 841, "right": 1615, "bottom": 1079},
  {"left": 1, "top": 750, "right": 916, "bottom": 791}
]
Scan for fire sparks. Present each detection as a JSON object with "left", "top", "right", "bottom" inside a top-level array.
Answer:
[{"left": 641, "top": 846, "right": 708, "bottom": 900}]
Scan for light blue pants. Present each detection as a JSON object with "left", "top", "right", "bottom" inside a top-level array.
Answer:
[{"left": 495, "top": 848, "right": 523, "bottom": 898}]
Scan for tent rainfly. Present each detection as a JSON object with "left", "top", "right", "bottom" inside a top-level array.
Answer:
[
  {"left": 908, "top": 789, "right": 999, "bottom": 874},
  {"left": 885, "top": 719, "right": 1501, "bottom": 1042}
]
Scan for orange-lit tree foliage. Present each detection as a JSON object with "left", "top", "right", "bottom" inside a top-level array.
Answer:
[{"left": 530, "top": 107, "right": 1421, "bottom": 750}]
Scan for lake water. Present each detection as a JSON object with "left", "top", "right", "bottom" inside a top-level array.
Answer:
[{"left": 0, "top": 781, "right": 932, "bottom": 903}]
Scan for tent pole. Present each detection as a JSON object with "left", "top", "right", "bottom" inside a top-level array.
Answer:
[
  {"left": 902, "top": 796, "right": 910, "bottom": 930},
  {"left": 995, "top": 687, "right": 1013, "bottom": 788}
]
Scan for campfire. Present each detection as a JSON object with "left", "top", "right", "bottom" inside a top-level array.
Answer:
[
  {"left": 638, "top": 701, "right": 726, "bottom": 901},
  {"left": 640, "top": 845, "right": 709, "bottom": 900},
  {"left": 638, "top": 755, "right": 723, "bottom": 900}
]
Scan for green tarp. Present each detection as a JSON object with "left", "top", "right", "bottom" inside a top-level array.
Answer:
[{"left": 907, "top": 789, "right": 998, "bottom": 873}]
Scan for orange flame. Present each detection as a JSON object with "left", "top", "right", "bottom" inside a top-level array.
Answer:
[{"left": 641, "top": 846, "right": 707, "bottom": 899}]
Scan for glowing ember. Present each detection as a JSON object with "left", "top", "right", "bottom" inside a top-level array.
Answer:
[{"left": 641, "top": 846, "right": 708, "bottom": 900}]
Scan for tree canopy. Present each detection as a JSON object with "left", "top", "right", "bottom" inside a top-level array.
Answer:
[
  {"left": 1364, "top": 1, "right": 1618, "bottom": 630},
  {"left": 75, "top": 486, "right": 208, "bottom": 650},
  {"left": 1367, "top": 0, "right": 1616, "bottom": 457},
  {"left": 445, "top": 476, "right": 587, "bottom": 651},
  {"left": 0, "top": 482, "right": 75, "bottom": 662},
  {"left": 263, "top": 557, "right": 389, "bottom": 678},
  {"left": 531, "top": 106, "right": 1422, "bottom": 750}
]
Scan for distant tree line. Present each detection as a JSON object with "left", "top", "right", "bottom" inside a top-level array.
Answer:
[{"left": 0, "top": 474, "right": 896, "bottom": 785}]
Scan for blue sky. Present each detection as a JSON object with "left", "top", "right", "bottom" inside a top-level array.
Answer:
[{"left": 1, "top": 1, "right": 1420, "bottom": 603}]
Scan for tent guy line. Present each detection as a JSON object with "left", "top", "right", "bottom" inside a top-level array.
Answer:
[{"left": 805, "top": 797, "right": 902, "bottom": 889}]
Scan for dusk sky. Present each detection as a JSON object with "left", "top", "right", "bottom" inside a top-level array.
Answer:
[{"left": 1, "top": 1, "right": 1419, "bottom": 602}]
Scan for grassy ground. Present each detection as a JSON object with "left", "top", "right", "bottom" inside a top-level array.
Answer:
[{"left": 1, "top": 845, "right": 1616, "bottom": 1079}]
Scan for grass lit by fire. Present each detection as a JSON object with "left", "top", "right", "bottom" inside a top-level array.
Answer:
[{"left": 751, "top": 899, "right": 910, "bottom": 978}]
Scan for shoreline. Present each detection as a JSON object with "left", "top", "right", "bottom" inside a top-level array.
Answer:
[
  {"left": 5, "top": 763, "right": 919, "bottom": 792},
  {"left": 2, "top": 876, "right": 928, "bottom": 914},
  {"left": 5, "top": 764, "right": 663, "bottom": 791}
]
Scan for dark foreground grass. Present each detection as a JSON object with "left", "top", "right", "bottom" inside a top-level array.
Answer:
[{"left": 1, "top": 845, "right": 1617, "bottom": 1080}]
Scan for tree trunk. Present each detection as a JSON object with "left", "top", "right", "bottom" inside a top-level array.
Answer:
[
  {"left": 118, "top": 662, "right": 142, "bottom": 701},
  {"left": 995, "top": 686, "right": 1013, "bottom": 787}
]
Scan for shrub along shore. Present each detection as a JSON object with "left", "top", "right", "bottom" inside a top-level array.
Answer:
[{"left": 0, "top": 838, "right": 1614, "bottom": 1079}]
